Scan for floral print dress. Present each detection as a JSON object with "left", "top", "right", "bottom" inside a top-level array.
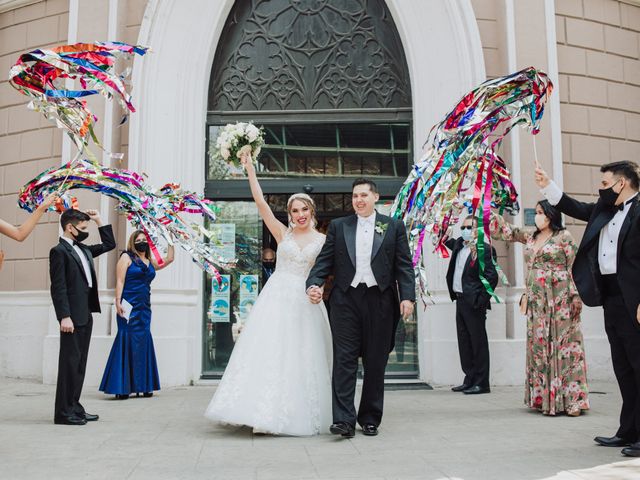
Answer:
[{"left": 492, "top": 216, "right": 589, "bottom": 415}]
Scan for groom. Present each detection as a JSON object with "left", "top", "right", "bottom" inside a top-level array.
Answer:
[{"left": 306, "top": 178, "right": 416, "bottom": 437}]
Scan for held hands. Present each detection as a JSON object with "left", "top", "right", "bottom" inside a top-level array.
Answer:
[
  {"left": 400, "top": 300, "right": 414, "bottom": 320},
  {"left": 60, "top": 317, "right": 74, "bottom": 333},
  {"left": 534, "top": 166, "right": 551, "bottom": 189},
  {"left": 307, "top": 285, "right": 324, "bottom": 304}
]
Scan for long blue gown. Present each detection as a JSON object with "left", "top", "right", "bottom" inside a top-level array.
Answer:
[{"left": 100, "top": 252, "right": 160, "bottom": 395}]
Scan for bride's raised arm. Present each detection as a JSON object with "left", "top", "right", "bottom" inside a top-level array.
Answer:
[{"left": 241, "top": 153, "right": 288, "bottom": 244}]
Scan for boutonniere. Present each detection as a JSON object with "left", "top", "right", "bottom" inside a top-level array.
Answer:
[{"left": 374, "top": 221, "right": 388, "bottom": 235}]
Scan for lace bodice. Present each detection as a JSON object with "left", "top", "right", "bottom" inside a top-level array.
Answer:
[{"left": 274, "top": 230, "right": 325, "bottom": 278}]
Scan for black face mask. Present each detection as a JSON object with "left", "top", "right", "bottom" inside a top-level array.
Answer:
[
  {"left": 134, "top": 241, "right": 149, "bottom": 253},
  {"left": 599, "top": 180, "right": 622, "bottom": 207},
  {"left": 263, "top": 261, "right": 275, "bottom": 269},
  {"left": 71, "top": 226, "right": 89, "bottom": 243}
]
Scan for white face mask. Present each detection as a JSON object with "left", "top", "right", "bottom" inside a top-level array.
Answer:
[
  {"left": 460, "top": 227, "right": 473, "bottom": 242},
  {"left": 534, "top": 214, "right": 548, "bottom": 230}
]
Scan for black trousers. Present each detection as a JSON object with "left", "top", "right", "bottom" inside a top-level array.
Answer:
[
  {"left": 455, "top": 294, "right": 490, "bottom": 389},
  {"left": 54, "top": 316, "right": 93, "bottom": 420},
  {"left": 329, "top": 284, "right": 395, "bottom": 428},
  {"left": 603, "top": 294, "right": 640, "bottom": 442}
]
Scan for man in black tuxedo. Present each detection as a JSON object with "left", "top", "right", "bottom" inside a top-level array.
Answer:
[
  {"left": 306, "top": 178, "right": 416, "bottom": 438},
  {"left": 49, "top": 208, "right": 115, "bottom": 425},
  {"left": 536, "top": 160, "right": 640, "bottom": 456},
  {"left": 445, "top": 215, "right": 498, "bottom": 395}
]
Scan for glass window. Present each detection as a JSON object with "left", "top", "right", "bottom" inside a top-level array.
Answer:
[
  {"left": 207, "top": 123, "right": 411, "bottom": 180},
  {"left": 202, "top": 201, "right": 262, "bottom": 376}
]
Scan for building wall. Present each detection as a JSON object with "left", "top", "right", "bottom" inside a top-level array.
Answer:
[
  {"left": 555, "top": 0, "right": 640, "bottom": 240},
  {"left": 0, "top": 0, "right": 68, "bottom": 292},
  {"left": 0, "top": 0, "right": 638, "bottom": 385},
  {"left": 0, "top": 0, "right": 68, "bottom": 378},
  {"left": 555, "top": 0, "right": 640, "bottom": 374}
]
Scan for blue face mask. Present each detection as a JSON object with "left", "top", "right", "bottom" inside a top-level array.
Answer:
[{"left": 460, "top": 228, "right": 473, "bottom": 242}]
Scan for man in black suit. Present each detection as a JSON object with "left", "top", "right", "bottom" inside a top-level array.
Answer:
[
  {"left": 445, "top": 215, "right": 498, "bottom": 395},
  {"left": 261, "top": 247, "right": 276, "bottom": 287},
  {"left": 306, "top": 178, "right": 416, "bottom": 438},
  {"left": 536, "top": 160, "right": 640, "bottom": 456},
  {"left": 49, "top": 208, "right": 115, "bottom": 425}
]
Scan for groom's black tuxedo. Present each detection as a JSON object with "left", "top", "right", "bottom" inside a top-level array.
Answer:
[
  {"left": 306, "top": 212, "right": 415, "bottom": 428},
  {"left": 309, "top": 214, "right": 415, "bottom": 299},
  {"left": 306, "top": 213, "right": 416, "bottom": 350},
  {"left": 49, "top": 225, "right": 115, "bottom": 422}
]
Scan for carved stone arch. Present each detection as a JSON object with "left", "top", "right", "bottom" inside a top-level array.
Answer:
[{"left": 208, "top": 0, "right": 412, "bottom": 113}]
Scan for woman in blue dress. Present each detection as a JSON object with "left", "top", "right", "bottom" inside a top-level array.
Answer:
[{"left": 100, "top": 230, "right": 174, "bottom": 399}]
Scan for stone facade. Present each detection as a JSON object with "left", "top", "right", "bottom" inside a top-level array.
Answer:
[{"left": 0, "top": 0, "right": 638, "bottom": 386}]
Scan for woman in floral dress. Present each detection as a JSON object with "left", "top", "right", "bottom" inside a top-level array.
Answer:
[{"left": 491, "top": 200, "right": 589, "bottom": 416}]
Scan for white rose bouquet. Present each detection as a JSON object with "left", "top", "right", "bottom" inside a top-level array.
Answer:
[{"left": 212, "top": 122, "right": 264, "bottom": 169}]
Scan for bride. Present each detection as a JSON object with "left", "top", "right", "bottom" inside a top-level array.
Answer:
[{"left": 204, "top": 153, "right": 333, "bottom": 436}]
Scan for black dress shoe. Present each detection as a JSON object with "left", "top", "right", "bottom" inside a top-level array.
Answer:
[
  {"left": 329, "top": 422, "right": 355, "bottom": 438},
  {"left": 451, "top": 384, "right": 468, "bottom": 392},
  {"left": 594, "top": 435, "right": 631, "bottom": 447},
  {"left": 84, "top": 413, "right": 99, "bottom": 422},
  {"left": 143, "top": 392, "right": 153, "bottom": 398},
  {"left": 621, "top": 442, "right": 640, "bottom": 457},
  {"left": 362, "top": 424, "right": 378, "bottom": 436},
  {"left": 463, "top": 385, "right": 491, "bottom": 395},
  {"left": 54, "top": 416, "right": 87, "bottom": 425},
  {"left": 115, "top": 394, "right": 129, "bottom": 400}
]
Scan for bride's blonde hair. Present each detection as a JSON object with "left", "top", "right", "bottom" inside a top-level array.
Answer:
[{"left": 287, "top": 193, "right": 317, "bottom": 228}]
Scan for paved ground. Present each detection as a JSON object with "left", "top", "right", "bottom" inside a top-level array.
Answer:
[{"left": 1, "top": 378, "right": 639, "bottom": 480}]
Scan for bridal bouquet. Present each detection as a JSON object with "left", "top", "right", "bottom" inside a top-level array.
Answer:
[{"left": 213, "top": 122, "right": 264, "bottom": 168}]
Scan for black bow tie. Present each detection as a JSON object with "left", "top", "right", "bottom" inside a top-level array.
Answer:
[
  {"left": 73, "top": 241, "right": 82, "bottom": 247},
  {"left": 615, "top": 198, "right": 635, "bottom": 212}
]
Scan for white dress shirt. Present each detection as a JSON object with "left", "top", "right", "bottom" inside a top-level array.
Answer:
[
  {"left": 452, "top": 244, "right": 471, "bottom": 294},
  {"left": 62, "top": 236, "right": 93, "bottom": 287},
  {"left": 351, "top": 213, "right": 378, "bottom": 287},
  {"left": 540, "top": 180, "right": 638, "bottom": 275}
]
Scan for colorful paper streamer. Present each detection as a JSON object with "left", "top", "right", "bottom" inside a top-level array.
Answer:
[
  {"left": 391, "top": 67, "right": 553, "bottom": 303},
  {"left": 9, "top": 42, "right": 147, "bottom": 154},
  {"left": 19, "top": 159, "right": 232, "bottom": 279}
]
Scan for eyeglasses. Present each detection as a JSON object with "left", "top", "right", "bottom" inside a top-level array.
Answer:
[{"left": 460, "top": 226, "right": 473, "bottom": 230}]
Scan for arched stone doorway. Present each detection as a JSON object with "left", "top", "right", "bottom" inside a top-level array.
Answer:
[
  {"left": 129, "top": 0, "right": 485, "bottom": 384},
  {"left": 204, "top": 0, "right": 415, "bottom": 377}
]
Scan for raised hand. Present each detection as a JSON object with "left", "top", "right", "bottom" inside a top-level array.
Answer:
[
  {"left": 85, "top": 209, "right": 102, "bottom": 226},
  {"left": 240, "top": 152, "right": 255, "bottom": 175},
  {"left": 534, "top": 166, "right": 550, "bottom": 188},
  {"left": 39, "top": 192, "right": 59, "bottom": 211}
]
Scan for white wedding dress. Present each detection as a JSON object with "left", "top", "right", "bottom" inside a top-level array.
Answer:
[{"left": 204, "top": 230, "right": 333, "bottom": 436}]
